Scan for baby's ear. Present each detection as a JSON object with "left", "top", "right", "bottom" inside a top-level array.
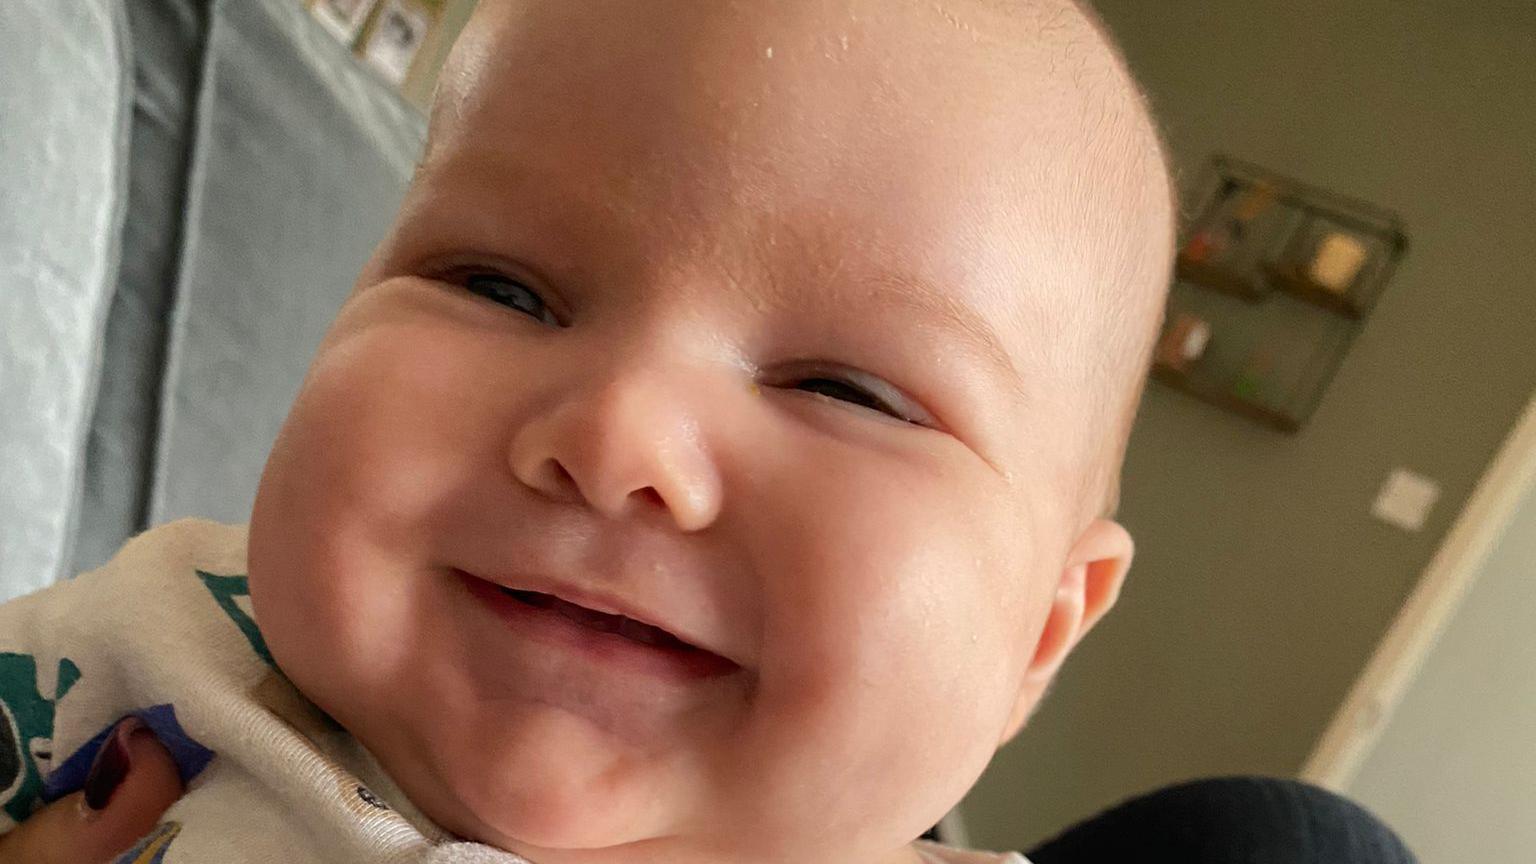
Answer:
[{"left": 999, "top": 519, "right": 1134, "bottom": 744}]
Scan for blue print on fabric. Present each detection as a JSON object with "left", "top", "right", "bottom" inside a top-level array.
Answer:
[{"left": 43, "top": 704, "right": 214, "bottom": 802}]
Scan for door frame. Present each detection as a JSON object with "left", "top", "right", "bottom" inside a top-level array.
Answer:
[{"left": 1301, "top": 391, "right": 1536, "bottom": 789}]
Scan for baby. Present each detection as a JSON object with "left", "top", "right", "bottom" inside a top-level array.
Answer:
[{"left": 0, "top": 0, "right": 1173, "bottom": 862}]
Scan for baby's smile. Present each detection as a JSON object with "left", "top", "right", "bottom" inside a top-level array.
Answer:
[{"left": 455, "top": 569, "right": 740, "bottom": 680}]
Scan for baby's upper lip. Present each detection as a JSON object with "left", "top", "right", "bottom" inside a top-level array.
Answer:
[{"left": 459, "top": 568, "right": 736, "bottom": 665}]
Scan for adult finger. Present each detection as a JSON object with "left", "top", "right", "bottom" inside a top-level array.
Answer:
[{"left": 0, "top": 716, "right": 184, "bottom": 864}]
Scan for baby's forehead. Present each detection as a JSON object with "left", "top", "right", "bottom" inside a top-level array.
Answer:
[
  {"left": 411, "top": 0, "right": 1171, "bottom": 451},
  {"left": 432, "top": 0, "right": 1162, "bottom": 241}
]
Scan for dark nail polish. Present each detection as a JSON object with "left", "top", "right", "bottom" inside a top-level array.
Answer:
[{"left": 83, "top": 717, "right": 143, "bottom": 812}]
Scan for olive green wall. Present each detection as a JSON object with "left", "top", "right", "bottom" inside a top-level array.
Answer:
[{"left": 961, "top": 0, "right": 1536, "bottom": 852}]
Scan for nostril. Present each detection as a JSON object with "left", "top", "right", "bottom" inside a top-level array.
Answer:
[
  {"left": 535, "top": 458, "right": 581, "bottom": 502},
  {"left": 634, "top": 487, "right": 666, "bottom": 510},
  {"left": 549, "top": 460, "right": 577, "bottom": 490}
]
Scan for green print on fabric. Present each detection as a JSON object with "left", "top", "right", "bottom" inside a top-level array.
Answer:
[
  {"left": 197, "top": 571, "right": 274, "bottom": 667},
  {"left": 0, "top": 654, "right": 81, "bottom": 826}
]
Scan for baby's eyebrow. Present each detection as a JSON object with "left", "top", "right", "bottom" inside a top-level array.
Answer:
[
  {"left": 859, "top": 272, "right": 1028, "bottom": 404},
  {"left": 411, "top": 153, "right": 1028, "bottom": 404}
]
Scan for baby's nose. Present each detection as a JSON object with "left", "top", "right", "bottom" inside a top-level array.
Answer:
[{"left": 507, "top": 372, "right": 723, "bottom": 532}]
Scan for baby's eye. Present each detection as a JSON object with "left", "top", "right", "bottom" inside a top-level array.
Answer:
[
  {"left": 787, "top": 370, "right": 927, "bottom": 425},
  {"left": 462, "top": 272, "right": 560, "bottom": 326},
  {"left": 796, "top": 378, "right": 897, "bottom": 416}
]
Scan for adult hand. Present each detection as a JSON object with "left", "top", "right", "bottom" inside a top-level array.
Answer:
[{"left": 0, "top": 717, "right": 184, "bottom": 864}]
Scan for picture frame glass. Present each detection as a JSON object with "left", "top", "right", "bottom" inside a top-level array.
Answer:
[{"left": 363, "top": 0, "right": 432, "bottom": 85}]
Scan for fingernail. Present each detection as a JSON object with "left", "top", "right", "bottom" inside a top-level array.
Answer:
[{"left": 82, "top": 716, "right": 145, "bottom": 814}]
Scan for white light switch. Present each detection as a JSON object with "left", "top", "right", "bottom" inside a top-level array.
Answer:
[{"left": 1372, "top": 468, "right": 1441, "bottom": 532}]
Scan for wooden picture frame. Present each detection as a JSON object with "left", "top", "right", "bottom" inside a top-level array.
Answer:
[
  {"left": 361, "top": 0, "right": 436, "bottom": 86},
  {"left": 309, "top": 0, "right": 378, "bottom": 45}
]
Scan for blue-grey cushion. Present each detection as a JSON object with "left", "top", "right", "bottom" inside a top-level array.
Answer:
[
  {"left": 147, "top": 0, "right": 425, "bottom": 526},
  {"left": 0, "top": 1, "right": 134, "bottom": 601},
  {"left": 71, "top": 0, "right": 211, "bottom": 575}
]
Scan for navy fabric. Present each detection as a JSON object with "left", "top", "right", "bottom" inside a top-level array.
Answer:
[{"left": 1027, "top": 776, "right": 1418, "bottom": 864}]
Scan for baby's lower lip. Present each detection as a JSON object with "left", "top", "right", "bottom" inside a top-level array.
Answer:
[{"left": 455, "top": 570, "right": 738, "bottom": 681}]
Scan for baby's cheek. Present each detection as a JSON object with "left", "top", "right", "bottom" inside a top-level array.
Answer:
[
  {"left": 251, "top": 322, "right": 488, "bottom": 708},
  {"left": 748, "top": 470, "right": 1028, "bottom": 835},
  {"left": 838, "top": 493, "right": 1025, "bottom": 696},
  {"left": 869, "top": 551, "right": 1024, "bottom": 749}
]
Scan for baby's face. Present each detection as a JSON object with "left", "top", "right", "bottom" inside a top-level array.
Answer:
[{"left": 249, "top": 2, "right": 1170, "bottom": 863}]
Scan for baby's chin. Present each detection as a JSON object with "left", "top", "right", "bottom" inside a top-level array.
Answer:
[{"left": 352, "top": 696, "right": 689, "bottom": 854}]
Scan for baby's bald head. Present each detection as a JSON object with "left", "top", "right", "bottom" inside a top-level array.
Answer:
[
  {"left": 303, "top": 4, "right": 1179, "bottom": 858},
  {"left": 421, "top": 0, "right": 1174, "bottom": 519}
]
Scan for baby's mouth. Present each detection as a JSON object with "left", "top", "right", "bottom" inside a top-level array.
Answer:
[
  {"left": 497, "top": 587, "right": 698, "bottom": 652},
  {"left": 455, "top": 568, "right": 739, "bottom": 679}
]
